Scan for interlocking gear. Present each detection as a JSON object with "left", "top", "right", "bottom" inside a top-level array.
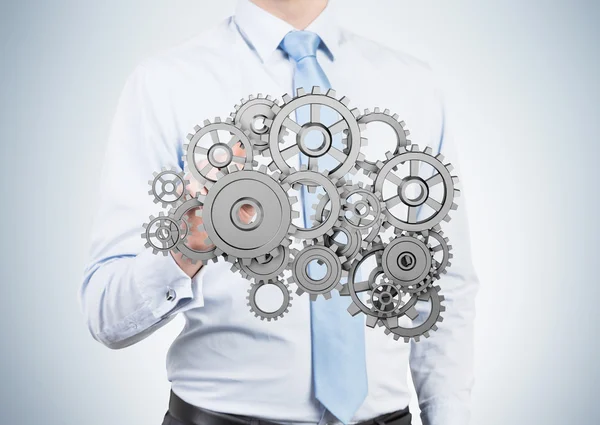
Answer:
[
  {"left": 382, "top": 233, "right": 434, "bottom": 294},
  {"left": 231, "top": 245, "right": 292, "bottom": 283},
  {"left": 142, "top": 87, "right": 461, "bottom": 339},
  {"left": 373, "top": 145, "right": 459, "bottom": 232},
  {"left": 265, "top": 87, "right": 365, "bottom": 181},
  {"left": 247, "top": 280, "right": 292, "bottom": 321},
  {"left": 199, "top": 164, "right": 294, "bottom": 264},
  {"left": 289, "top": 242, "right": 345, "bottom": 300},
  {"left": 142, "top": 212, "right": 184, "bottom": 255},
  {"left": 148, "top": 167, "right": 188, "bottom": 208},
  {"left": 281, "top": 169, "right": 346, "bottom": 241},
  {"left": 357, "top": 108, "right": 411, "bottom": 173},
  {"left": 383, "top": 285, "right": 445, "bottom": 342},
  {"left": 169, "top": 197, "right": 218, "bottom": 265},
  {"left": 423, "top": 225, "right": 453, "bottom": 279},
  {"left": 231, "top": 94, "right": 278, "bottom": 152},
  {"left": 184, "top": 118, "right": 254, "bottom": 186}
]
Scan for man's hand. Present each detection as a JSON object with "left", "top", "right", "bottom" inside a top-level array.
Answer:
[{"left": 171, "top": 142, "right": 255, "bottom": 278}]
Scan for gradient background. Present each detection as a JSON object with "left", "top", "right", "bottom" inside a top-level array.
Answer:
[{"left": 1, "top": 0, "right": 598, "bottom": 424}]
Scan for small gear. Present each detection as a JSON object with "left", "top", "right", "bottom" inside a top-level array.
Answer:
[
  {"left": 381, "top": 234, "right": 434, "bottom": 294},
  {"left": 199, "top": 164, "right": 295, "bottom": 264},
  {"left": 423, "top": 225, "right": 452, "bottom": 278},
  {"left": 282, "top": 169, "right": 346, "bottom": 241},
  {"left": 366, "top": 278, "right": 403, "bottom": 315},
  {"left": 357, "top": 108, "right": 411, "bottom": 173},
  {"left": 169, "top": 197, "right": 219, "bottom": 265},
  {"left": 141, "top": 212, "right": 183, "bottom": 255},
  {"left": 289, "top": 242, "right": 345, "bottom": 300},
  {"left": 230, "top": 94, "right": 278, "bottom": 152},
  {"left": 372, "top": 145, "right": 459, "bottom": 232},
  {"left": 247, "top": 280, "right": 292, "bottom": 321},
  {"left": 184, "top": 118, "right": 254, "bottom": 186},
  {"left": 265, "top": 86, "right": 365, "bottom": 181},
  {"left": 340, "top": 183, "right": 385, "bottom": 236},
  {"left": 383, "top": 285, "right": 445, "bottom": 342},
  {"left": 148, "top": 167, "right": 188, "bottom": 208},
  {"left": 231, "top": 245, "right": 292, "bottom": 283}
]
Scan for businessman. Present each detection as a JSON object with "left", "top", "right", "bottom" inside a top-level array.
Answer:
[{"left": 80, "top": 1, "right": 479, "bottom": 425}]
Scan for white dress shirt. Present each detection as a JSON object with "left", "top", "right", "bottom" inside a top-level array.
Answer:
[{"left": 80, "top": 1, "right": 479, "bottom": 424}]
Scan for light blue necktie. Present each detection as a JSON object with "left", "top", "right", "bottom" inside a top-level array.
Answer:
[{"left": 280, "top": 31, "right": 368, "bottom": 425}]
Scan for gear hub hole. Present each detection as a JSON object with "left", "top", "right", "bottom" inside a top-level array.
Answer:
[
  {"left": 231, "top": 198, "right": 263, "bottom": 231},
  {"left": 255, "top": 283, "right": 284, "bottom": 313},
  {"left": 398, "top": 252, "right": 417, "bottom": 271},
  {"left": 252, "top": 115, "right": 268, "bottom": 133},
  {"left": 306, "top": 259, "right": 328, "bottom": 281}
]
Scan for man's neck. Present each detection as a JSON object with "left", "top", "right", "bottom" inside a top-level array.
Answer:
[{"left": 250, "top": 0, "right": 328, "bottom": 30}]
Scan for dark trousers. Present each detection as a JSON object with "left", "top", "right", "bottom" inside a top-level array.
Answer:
[{"left": 162, "top": 390, "right": 411, "bottom": 425}]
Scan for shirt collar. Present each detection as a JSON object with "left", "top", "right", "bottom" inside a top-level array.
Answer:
[{"left": 234, "top": 0, "right": 341, "bottom": 63}]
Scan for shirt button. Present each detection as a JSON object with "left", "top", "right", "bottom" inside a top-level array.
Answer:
[{"left": 166, "top": 288, "right": 176, "bottom": 301}]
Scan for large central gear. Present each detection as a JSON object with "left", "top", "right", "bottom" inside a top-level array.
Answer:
[
  {"left": 142, "top": 87, "right": 461, "bottom": 341},
  {"left": 199, "top": 164, "right": 294, "bottom": 263}
]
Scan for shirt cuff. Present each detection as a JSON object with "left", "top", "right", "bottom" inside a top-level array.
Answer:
[
  {"left": 419, "top": 403, "right": 471, "bottom": 425},
  {"left": 133, "top": 248, "right": 201, "bottom": 319}
]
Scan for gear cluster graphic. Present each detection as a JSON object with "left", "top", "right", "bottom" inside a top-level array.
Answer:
[{"left": 142, "top": 87, "right": 459, "bottom": 342}]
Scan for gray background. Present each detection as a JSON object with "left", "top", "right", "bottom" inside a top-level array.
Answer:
[{"left": 0, "top": 0, "right": 598, "bottom": 424}]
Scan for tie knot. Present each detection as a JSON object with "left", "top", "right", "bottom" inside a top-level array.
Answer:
[{"left": 280, "top": 31, "right": 322, "bottom": 62}]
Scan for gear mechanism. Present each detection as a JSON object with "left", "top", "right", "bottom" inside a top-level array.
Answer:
[{"left": 141, "top": 87, "right": 461, "bottom": 340}]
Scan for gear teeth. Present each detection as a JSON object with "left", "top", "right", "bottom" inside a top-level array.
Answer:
[
  {"left": 311, "top": 86, "right": 321, "bottom": 94},
  {"left": 282, "top": 93, "right": 293, "bottom": 103},
  {"left": 340, "top": 96, "right": 350, "bottom": 106},
  {"left": 296, "top": 87, "right": 306, "bottom": 96}
]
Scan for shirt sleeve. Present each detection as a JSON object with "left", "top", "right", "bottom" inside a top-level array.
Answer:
[
  {"left": 79, "top": 63, "right": 206, "bottom": 349},
  {"left": 409, "top": 68, "right": 480, "bottom": 425}
]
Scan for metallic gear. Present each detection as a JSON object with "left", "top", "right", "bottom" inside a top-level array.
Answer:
[
  {"left": 367, "top": 279, "right": 403, "bottom": 316},
  {"left": 184, "top": 118, "right": 254, "bottom": 186},
  {"left": 382, "top": 234, "right": 434, "bottom": 294},
  {"left": 282, "top": 169, "right": 345, "bottom": 241},
  {"left": 169, "top": 197, "right": 219, "bottom": 265},
  {"left": 423, "top": 225, "right": 453, "bottom": 279},
  {"left": 344, "top": 244, "right": 421, "bottom": 328},
  {"left": 357, "top": 108, "right": 411, "bottom": 173},
  {"left": 148, "top": 167, "right": 188, "bottom": 208},
  {"left": 383, "top": 285, "right": 445, "bottom": 342},
  {"left": 372, "top": 145, "right": 459, "bottom": 232},
  {"left": 266, "top": 87, "right": 365, "bottom": 181},
  {"left": 326, "top": 225, "right": 368, "bottom": 270},
  {"left": 199, "top": 164, "right": 294, "bottom": 264},
  {"left": 231, "top": 245, "right": 292, "bottom": 283},
  {"left": 231, "top": 94, "right": 278, "bottom": 152},
  {"left": 289, "top": 242, "right": 345, "bottom": 300},
  {"left": 247, "top": 280, "right": 292, "bottom": 321},
  {"left": 341, "top": 183, "right": 385, "bottom": 236},
  {"left": 141, "top": 212, "right": 184, "bottom": 255}
]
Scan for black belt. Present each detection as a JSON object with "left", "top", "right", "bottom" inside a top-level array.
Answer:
[{"left": 168, "top": 390, "right": 411, "bottom": 425}]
